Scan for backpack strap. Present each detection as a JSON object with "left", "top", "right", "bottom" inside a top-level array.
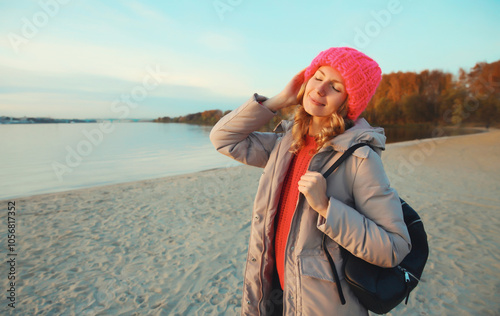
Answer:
[
  {"left": 322, "top": 235, "right": 346, "bottom": 304},
  {"left": 321, "top": 142, "right": 371, "bottom": 305},
  {"left": 322, "top": 143, "right": 371, "bottom": 178}
]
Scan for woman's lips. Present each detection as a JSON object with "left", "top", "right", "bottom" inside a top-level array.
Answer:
[{"left": 309, "top": 95, "right": 324, "bottom": 106}]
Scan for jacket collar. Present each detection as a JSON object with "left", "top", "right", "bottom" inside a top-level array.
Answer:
[{"left": 273, "top": 118, "right": 386, "bottom": 157}]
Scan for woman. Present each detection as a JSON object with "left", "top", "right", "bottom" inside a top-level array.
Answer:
[{"left": 210, "top": 47, "right": 411, "bottom": 315}]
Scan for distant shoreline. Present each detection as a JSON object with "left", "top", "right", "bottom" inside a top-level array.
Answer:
[{"left": 0, "top": 116, "right": 154, "bottom": 124}]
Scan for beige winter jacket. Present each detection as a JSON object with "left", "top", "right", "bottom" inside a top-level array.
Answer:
[{"left": 210, "top": 96, "right": 411, "bottom": 315}]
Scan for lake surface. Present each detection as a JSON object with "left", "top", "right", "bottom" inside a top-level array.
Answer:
[
  {"left": 0, "top": 122, "right": 481, "bottom": 200},
  {"left": 0, "top": 122, "right": 239, "bottom": 200}
]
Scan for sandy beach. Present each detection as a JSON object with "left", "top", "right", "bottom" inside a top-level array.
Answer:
[{"left": 2, "top": 129, "right": 500, "bottom": 315}]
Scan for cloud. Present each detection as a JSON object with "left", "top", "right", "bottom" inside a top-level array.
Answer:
[
  {"left": 0, "top": 0, "right": 261, "bottom": 119},
  {"left": 0, "top": 29, "right": 254, "bottom": 97},
  {"left": 0, "top": 91, "right": 112, "bottom": 118},
  {"left": 1, "top": 40, "right": 141, "bottom": 81}
]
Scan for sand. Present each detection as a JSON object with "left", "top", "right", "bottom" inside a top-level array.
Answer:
[{"left": 1, "top": 129, "right": 499, "bottom": 315}]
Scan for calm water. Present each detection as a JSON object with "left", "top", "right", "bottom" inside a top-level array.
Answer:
[
  {"left": 0, "top": 122, "right": 239, "bottom": 200},
  {"left": 0, "top": 122, "right": 481, "bottom": 200}
]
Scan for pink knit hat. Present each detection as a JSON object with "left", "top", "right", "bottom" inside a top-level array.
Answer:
[{"left": 303, "top": 47, "right": 382, "bottom": 121}]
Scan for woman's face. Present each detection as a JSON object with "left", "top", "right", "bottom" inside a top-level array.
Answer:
[{"left": 302, "top": 66, "right": 348, "bottom": 118}]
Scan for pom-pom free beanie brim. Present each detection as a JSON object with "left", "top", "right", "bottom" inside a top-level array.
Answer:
[{"left": 304, "top": 47, "right": 382, "bottom": 121}]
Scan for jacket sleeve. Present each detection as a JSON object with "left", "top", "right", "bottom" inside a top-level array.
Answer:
[
  {"left": 317, "top": 150, "right": 411, "bottom": 267},
  {"left": 209, "top": 95, "right": 279, "bottom": 168}
]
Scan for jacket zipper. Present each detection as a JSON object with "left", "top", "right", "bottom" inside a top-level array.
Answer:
[
  {"left": 282, "top": 149, "right": 330, "bottom": 311},
  {"left": 257, "top": 139, "right": 283, "bottom": 314}
]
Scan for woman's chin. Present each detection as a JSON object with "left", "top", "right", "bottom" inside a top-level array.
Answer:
[{"left": 304, "top": 106, "right": 328, "bottom": 118}]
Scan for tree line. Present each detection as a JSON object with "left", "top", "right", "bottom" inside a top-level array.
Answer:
[
  {"left": 154, "top": 109, "right": 230, "bottom": 125},
  {"left": 364, "top": 59, "right": 500, "bottom": 127},
  {"left": 155, "top": 60, "right": 500, "bottom": 130}
]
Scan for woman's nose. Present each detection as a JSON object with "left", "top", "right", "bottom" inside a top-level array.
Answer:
[{"left": 316, "top": 83, "right": 326, "bottom": 96}]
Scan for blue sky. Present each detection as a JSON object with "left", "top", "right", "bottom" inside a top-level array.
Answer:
[{"left": 0, "top": 0, "right": 499, "bottom": 119}]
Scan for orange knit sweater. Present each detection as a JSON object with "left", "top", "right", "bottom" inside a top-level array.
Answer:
[{"left": 275, "top": 135, "right": 317, "bottom": 289}]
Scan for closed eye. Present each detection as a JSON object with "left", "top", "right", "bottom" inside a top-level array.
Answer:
[{"left": 315, "top": 76, "right": 341, "bottom": 93}]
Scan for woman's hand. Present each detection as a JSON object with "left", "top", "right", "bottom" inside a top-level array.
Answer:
[
  {"left": 263, "top": 68, "right": 306, "bottom": 112},
  {"left": 298, "top": 171, "right": 329, "bottom": 217}
]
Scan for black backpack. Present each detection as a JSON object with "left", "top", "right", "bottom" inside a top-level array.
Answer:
[{"left": 322, "top": 143, "right": 429, "bottom": 314}]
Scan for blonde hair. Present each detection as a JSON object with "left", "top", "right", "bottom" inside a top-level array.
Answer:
[{"left": 289, "top": 82, "right": 354, "bottom": 154}]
